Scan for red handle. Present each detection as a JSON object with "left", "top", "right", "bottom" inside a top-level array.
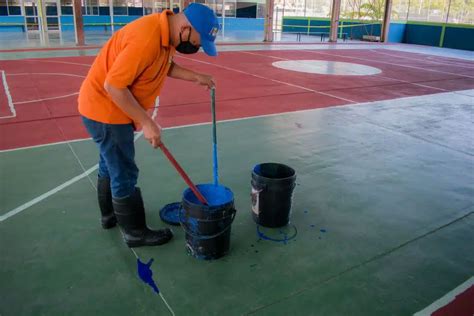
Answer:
[{"left": 159, "top": 143, "right": 209, "bottom": 205}]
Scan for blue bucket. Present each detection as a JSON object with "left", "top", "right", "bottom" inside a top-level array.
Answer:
[{"left": 180, "top": 184, "right": 236, "bottom": 260}]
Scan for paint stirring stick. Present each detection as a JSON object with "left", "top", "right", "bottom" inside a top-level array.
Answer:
[
  {"left": 159, "top": 143, "right": 209, "bottom": 205},
  {"left": 211, "top": 87, "right": 219, "bottom": 186}
]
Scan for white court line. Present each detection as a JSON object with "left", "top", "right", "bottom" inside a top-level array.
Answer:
[
  {"left": 2, "top": 87, "right": 474, "bottom": 153},
  {"left": 0, "top": 137, "right": 91, "bottom": 153},
  {"left": 0, "top": 70, "right": 16, "bottom": 119},
  {"left": 14, "top": 92, "right": 79, "bottom": 105},
  {"left": 7, "top": 72, "right": 86, "bottom": 79},
  {"left": 413, "top": 276, "right": 474, "bottom": 316},
  {"left": 374, "top": 49, "right": 474, "bottom": 69},
  {"left": 0, "top": 165, "right": 98, "bottom": 222},
  {"left": 241, "top": 51, "right": 448, "bottom": 93},
  {"left": 0, "top": 102, "right": 161, "bottom": 225},
  {"left": 28, "top": 59, "right": 92, "bottom": 67},
  {"left": 306, "top": 50, "right": 474, "bottom": 79},
  {"left": 175, "top": 55, "right": 357, "bottom": 104},
  {"left": 3, "top": 89, "right": 474, "bottom": 221}
]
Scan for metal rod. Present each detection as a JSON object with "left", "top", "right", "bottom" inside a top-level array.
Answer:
[{"left": 211, "top": 88, "right": 219, "bottom": 186}]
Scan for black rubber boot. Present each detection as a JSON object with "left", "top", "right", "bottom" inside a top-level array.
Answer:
[
  {"left": 97, "top": 177, "right": 117, "bottom": 229},
  {"left": 112, "top": 188, "right": 173, "bottom": 248}
]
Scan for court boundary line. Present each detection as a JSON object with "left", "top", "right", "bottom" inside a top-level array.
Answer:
[
  {"left": 175, "top": 55, "right": 357, "bottom": 104},
  {"left": 375, "top": 49, "right": 474, "bottom": 69},
  {"left": 0, "top": 98, "right": 177, "bottom": 315},
  {"left": 0, "top": 70, "right": 16, "bottom": 119},
  {"left": 28, "top": 59, "right": 93, "bottom": 67},
  {"left": 14, "top": 92, "right": 79, "bottom": 105},
  {"left": 7, "top": 72, "right": 86, "bottom": 79},
  {"left": 413, "top": 276, "right": 474, "bottom": 316},
  {"left": 1, "top": 88, "right": 473, "bottom": 153},
  {"left": 306, "top": 50, "right": 474, "bottom": 79},
  {"left": 2, "top": 88, "right": 474, "bottom": 220},
  {"left": 241, "top": 51, "right": 449, "bottom": 93}
]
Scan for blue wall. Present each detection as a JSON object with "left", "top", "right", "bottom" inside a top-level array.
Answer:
[
  {"left": 388, "top": 22, "right": 406, "bottom": 43},
  {"left": 405, "top": 23, "right": 442, "bottom": 46},
  {"left": 0, "top": 16, "right": 24, "bottom": 32},
  {"left": 282, "top": 17, "right": 473, "bottom": 51},
  {"left": 443, "top": 26, "right": 474, "bottom": 51}
]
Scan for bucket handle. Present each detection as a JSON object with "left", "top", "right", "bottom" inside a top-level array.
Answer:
[{"left": 179, "top": 208, "right": 237, "bottom": 240}]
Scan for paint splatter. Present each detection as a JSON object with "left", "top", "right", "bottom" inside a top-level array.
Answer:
[
  {"left": 320, "top": 229, "right": 327, "bottom": 233},
  {"left": 255, "top": 250, "right": 259, "bottom": 253},
  {"left": 310, "top": 224, "right": 315, "bottom": 228},
  {"left": 304, "top": 210, "right": 308, "bottom": 214},
  {"left": 256, "top": 224, "right": 298, "bottom": 244},
  {"left": 250, "top": 264, "right": 257, "bottom": 268},
  {"left": 137, "top": 258, "right": 159, "bottom": 294},
  {"left": 295, "top": 123, "right": 303, "bottom": 129}
]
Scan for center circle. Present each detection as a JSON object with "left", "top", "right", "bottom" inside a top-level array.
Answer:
[{"left": 272, "top": 60, "right": 382, "bottom": 76}]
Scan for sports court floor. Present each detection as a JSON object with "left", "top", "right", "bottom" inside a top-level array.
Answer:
[{"left": 0, "top": 41, "right": 473, "bottom": 315}]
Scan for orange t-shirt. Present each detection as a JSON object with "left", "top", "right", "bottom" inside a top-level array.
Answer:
[{"left": 78, "top": 11, "right": 175, "bottom": 124}]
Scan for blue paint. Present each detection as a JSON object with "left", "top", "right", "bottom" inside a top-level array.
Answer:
[
  {"left": 159, "top": 202, "right": 181, "bottom": 225},
  {"left": 212, "top": 142, "right": 219, "bottom": 186},
  {"left": 256, "top": 224, "right": 298, "bottom": 244},
  {"left": 181, "top": 184, "right": 236, "bottom": 260},
  {"left": 320, "top": 228, "right": 327, "bottom": 233},
  {"left": 310, "top": 224, "right": 315, "bottom": 228},
  {"left": 388, "top": 22, "right": 407, "bottom": 43},
  {"left": 137, "top": 258, "right": 159, "bottom": 294},
  {"left": 183, "top": 184, "right": 233, "bottom": 207}
]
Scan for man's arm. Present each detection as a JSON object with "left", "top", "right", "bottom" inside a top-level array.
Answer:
[
  {"left": 104, "top": 82, "right": 161, "bottom": 148},
  {"left": 168, "top": 61, "right": 215, "bottom": 89}
]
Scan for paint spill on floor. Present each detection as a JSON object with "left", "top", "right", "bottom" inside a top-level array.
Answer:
[{"left": 256, "top": 224, "right": 298, "bottom": 244}]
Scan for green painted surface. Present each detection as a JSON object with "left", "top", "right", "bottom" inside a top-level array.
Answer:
[
  {"left": 1, "top": 90, "right": 473, "bottom": 315},
  {"left": 439, "top": 24, "right": 447, "bottom": 47}
]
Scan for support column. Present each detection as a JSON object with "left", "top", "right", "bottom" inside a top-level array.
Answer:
[
  {"left": 264, "top": 0, "right": 274, "bottom": 42},
  {"left": 221, "top": 0, "right": 225, "bottom": 37},
  {"left": 73, "top": 0, "right": 85, "bottom": 45},
  {"left": 109, "top": 0, "right": 114, "bottom": 33},
  {"left": 20, "top": 0, "right": 27, "bottom": 35},
  {"left": 381, "top": 0, "right": 393, "bottom": 42},
  {"left": 329, "top": 0, "right": 341, "bottom": 42},
  {"left": 57, "top": 0, "right": 63, "bottom": 42},
  {"left": 37, "top": 0, "right": 49, "bottom": 45}
]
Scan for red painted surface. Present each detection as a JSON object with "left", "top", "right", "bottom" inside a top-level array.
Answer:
[
  {"left": 0, "top": 49, "right": 473, "bottom": 150},
  {"left": 432, "top": 285, "right": 474, "bottom": 316}
]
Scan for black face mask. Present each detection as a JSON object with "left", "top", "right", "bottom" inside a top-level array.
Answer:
[{"left": 176, "top": 28, "right": 200, "bottom": 54}]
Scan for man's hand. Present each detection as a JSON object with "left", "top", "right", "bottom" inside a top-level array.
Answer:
[
  {"left": 168, "top": 62, "right": 216, "bottom": 90},
  {"left": 142, "top": 119, "right": 162, "bottom": 149},
  {"left": 195, "top": 73, "right": 215, "bottom": 90}
]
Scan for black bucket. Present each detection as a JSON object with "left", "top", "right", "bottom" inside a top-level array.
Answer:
[
  {"left": 251, "top": 163, "right": 296, "bottom": 228},
  {"left": 180, "top": 184, "right": 236, "bottom": 260}
]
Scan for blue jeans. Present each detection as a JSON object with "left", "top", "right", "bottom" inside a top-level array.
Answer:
[{"left": 81, "top": 116, "right": 138, "bottom": 198}]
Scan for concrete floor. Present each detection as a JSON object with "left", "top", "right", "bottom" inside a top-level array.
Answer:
[{"left": 1, "top": 86, "right": 473, "bottom": 315}]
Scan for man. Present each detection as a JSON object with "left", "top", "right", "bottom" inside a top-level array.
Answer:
[{"left": 78, "top": 3, "right": 219, "bottom": 248}]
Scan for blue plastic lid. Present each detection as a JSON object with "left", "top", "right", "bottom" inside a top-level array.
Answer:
[{"left": 159, "top": 202, "right": 182, "bottom": 226}]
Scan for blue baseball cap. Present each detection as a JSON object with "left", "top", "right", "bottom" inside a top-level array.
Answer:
[{"left": 184, "top": 3, "right": 219, "bottom": 56}]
